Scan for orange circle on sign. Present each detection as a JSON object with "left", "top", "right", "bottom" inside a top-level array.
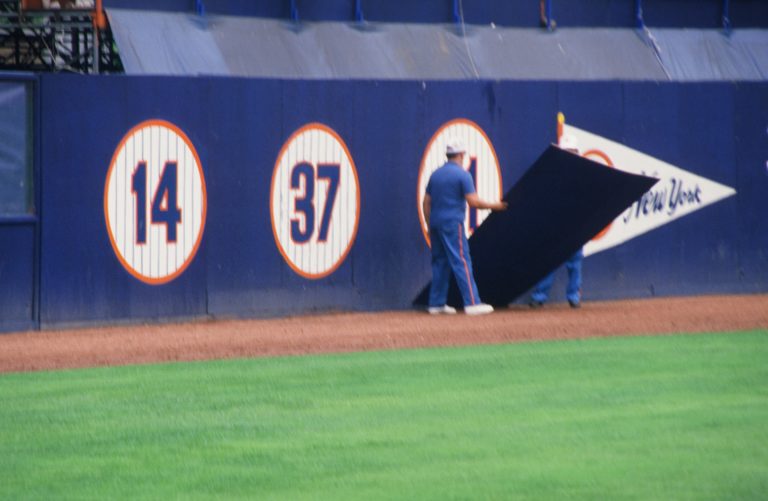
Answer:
[
  {"left": 270, "top": 123, "right": 361, "bottom": 280},
  {"left": 582, "top": 149, "right": 615, "bottom": 242},
  {"left": 103, "top": 119, "right": 207, "bottom": 285},
  {"left": 417, "top": 118, "right": 503, "bottom": 247}
]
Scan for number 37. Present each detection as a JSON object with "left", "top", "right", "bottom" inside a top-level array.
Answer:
[{"left": 290, "top": 162, "right": 340, "bottom": 244}]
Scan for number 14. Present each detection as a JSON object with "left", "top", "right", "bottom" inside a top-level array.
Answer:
[{"left": 131, "top": 161, "right": 182, "bottom": 244}]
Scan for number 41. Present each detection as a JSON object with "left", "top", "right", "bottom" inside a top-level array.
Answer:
[{"left": 131, "top": 161, "right": 181, "bottom": 244}]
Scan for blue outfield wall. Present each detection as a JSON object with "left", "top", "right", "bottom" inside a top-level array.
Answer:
[{"left": 24, "top": 75, "right": 768, "bottom": 328}]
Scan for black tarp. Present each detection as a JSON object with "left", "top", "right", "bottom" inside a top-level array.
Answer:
[{"left": 414, "top": 145, "right": 659, "bottom": 308}]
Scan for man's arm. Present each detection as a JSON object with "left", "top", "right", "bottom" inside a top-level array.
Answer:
[
  {"left": 465, "top": 193, "right": 508, "bottom": 211},
  {"left": 423, "top": 194, "right": 432, "bottom": 227}
]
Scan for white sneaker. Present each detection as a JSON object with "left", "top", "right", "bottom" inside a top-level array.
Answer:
[
  {"left": 428, "top": 305, "right": 457, "bottom": 315},
  {"left": 464, "top": 303, "right": 494, "bottom": 315}
]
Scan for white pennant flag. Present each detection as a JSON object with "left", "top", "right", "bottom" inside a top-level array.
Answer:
[{"left": 562, "top": 124, "right": 737, "bottom": 257}]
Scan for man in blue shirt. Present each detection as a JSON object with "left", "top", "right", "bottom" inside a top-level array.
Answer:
[{"left": 423, "top": 140, "right": 508, "bottom": 315}]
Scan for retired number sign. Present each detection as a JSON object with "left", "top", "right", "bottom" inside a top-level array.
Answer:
[
  {"left": 417, "top": 118, "right": 503, "bottom": 246},
  {"left": 104, "top": 120, "right": 207, "bottom": 284},
  {"left": 271, "top": 123, "right": 360, "bottom": 279}
]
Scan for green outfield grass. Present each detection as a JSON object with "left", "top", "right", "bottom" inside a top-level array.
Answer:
[{"left": 1, "top": 330, "right": 766, "bottom": 500}]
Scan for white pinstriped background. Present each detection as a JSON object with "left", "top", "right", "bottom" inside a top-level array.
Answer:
[
  {"left": 271, "top": 124, "right": 359, "bottom": 279},
  {"left": 105, "top": 122, "right": 206, "bottom": 284},
  {"left": 418, "top": 119, "right": 503, "bottom": 245}
]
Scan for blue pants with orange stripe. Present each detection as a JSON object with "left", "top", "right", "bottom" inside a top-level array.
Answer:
[{"left": 429, "top": 221, "right": 481, "bottom": 307}]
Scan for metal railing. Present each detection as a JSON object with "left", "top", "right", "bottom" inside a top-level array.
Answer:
[{"left": 0, "top": 0, "right": 120, "bottom": 73}]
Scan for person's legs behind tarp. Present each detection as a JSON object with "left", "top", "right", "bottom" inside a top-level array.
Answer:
[
  {"left": 565, "top": 248, "right": 583, "bottom": 306},
  {"left": 531, "top": 271, "right": 555, "bottom": 305}
]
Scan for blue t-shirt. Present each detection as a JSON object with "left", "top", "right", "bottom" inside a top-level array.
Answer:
[{"left": 426, "top": 161, "right": 476, "bottom": 227}]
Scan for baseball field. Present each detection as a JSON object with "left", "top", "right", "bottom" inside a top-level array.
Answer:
[{"left": 1, "top": 295, "right": 766, "bottom": 499}]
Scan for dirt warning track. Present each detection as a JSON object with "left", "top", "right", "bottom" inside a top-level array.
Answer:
[{"left": 1, "top": 295, "right": 766, "bottom": 373}]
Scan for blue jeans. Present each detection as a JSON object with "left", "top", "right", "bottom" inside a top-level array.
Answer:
[
  {"left": 531, "top": 249, "right": 583, "bottom": 304},
  {"left": 429, "top": 222, "right": 481, "bottom": 307}
]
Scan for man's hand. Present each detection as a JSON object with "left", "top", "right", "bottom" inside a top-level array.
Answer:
[{"left": 466, "top": 193, "right": 508, "bottom": 211}]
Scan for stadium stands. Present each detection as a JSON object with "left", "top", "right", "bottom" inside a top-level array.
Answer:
[
  {"left": 2, "top": 0, "right": 765, "bottom": 76},
  {"left": 0, "top": 0, "right": 118, "bottom": 72}
]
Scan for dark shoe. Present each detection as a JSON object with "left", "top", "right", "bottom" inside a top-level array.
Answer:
[
  {"left": 529, "top": 300, "right": 544, "bottom": 308},
  {"left": 568, "top": 300, "right": 581, "bottom": 309}
]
